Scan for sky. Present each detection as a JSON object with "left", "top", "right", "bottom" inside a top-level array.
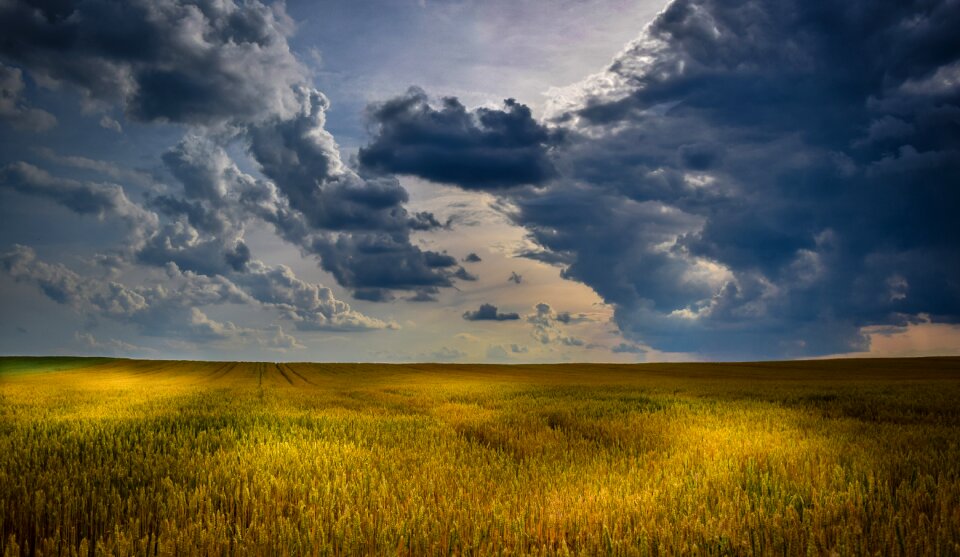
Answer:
[{"left": 1, "top": 0, "right": 959, "bottom": 363}]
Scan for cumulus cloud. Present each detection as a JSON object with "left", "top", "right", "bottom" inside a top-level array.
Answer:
[
  {"left": 247, "top": 89, "right": 408, "bottom": 232},
  {"left": 0, "top": 161, "right": 159, "bottom": 258},
  {"left": 363, "top": 0, "right": 960, "bottom": 358},
  {"left": 1, "top": 162, "right": 151, "bottom": 223},
  {"left": 0, "top": 0, "right": 306, "bottom": 125},
  {"left": 133, "top": 135, "right": 259, "bottom": 275},
  {"left": 425, "top": 346, "right": 467, "bottom": 361},
  {"left": 5, "top": 0, "right": 958, "bottom": 358},
  {"left": 140, "top": 127, "right": 457, "bottom": 300},
  {"left": 540, "top": 0, "right": 960, "bottom": 357},
  {"left": 360, "top": 87, "right": 556, "bottom": 189},
  {"left": 406, "top": 288, "right": 439, "bottom": 303},
  {"left": 463, "top": 252, "right": 482, "bottom": 263},
  {"left": 510, "top": 343, "right": 528, "bottom": 353},
  {"left": 454, "top": 267, "right": 478, "bottom": 281},
  {"left": 1, "top": 243, "right": 393, "bottom": 344},
  {"left": 98, "top": 115, "right": 122, "bottom": 133},
  {"left": 1, "top": 244, "right": 245, "bottom": 340},
  {"left": 234, "top": 260, "right": 394, "bottom": 331},
  {"left": 2, "top": 0, "right": 464, "bottom": 308},
  {"left": 243, "top": 89, "right": 460, "bottom": 295},
  {"left": 36, "top": 148, "right": 157, "bottom": 190},
  {"left": 75, "top": 332, "right": 157, "bottom": 357},
  {"left": 486, "top": 344, "right": 511, "bottom": 361},
  {"left": 527, "top": 303, "right": 587, "bottom": 346},
  {"left": 462, "top": 303, "right": 520, "bottom": 321},
  {"left": 260, "top": 325, "right": 305, "bottom": 351},
  {"left": 0, "top": 62, "right": 56, "bottom": 131},
  {"left": 611, "top": 342, "right": 645, "bottom": 354}
]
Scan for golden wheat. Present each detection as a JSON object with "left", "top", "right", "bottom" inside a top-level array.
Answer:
[{"left": 1, "top": 357, "right": 958, "bottom": 556}]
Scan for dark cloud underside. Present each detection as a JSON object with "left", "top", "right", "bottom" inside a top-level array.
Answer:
[
  {"left": 463, "top": 303, "right": 520, "bottom": 321},
  {"left": 363, "top": 0, "right": 960, "bottom": 358},
  {"left": 360, "top": 87, "right": 556, "bottom": 189}
]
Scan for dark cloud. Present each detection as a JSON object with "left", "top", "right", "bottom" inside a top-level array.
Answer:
[
  {"left": 152, "top": 127, "right": 459, "bottom": 298},
  {"left": 463, "top": 252, "right": 482, "bottom": 263},
  {"left": 232, "top": 261, "right": 392, "bottom": 331},
  {"left": 0, "top": 161, "right": 158, "bottom": 258},
  {"left": 1, "top": 244, "right": 392, "bottom": 338},
  {"left": 406, "top": 288, "right": 439, "bottom": 303},
  {"left": 308, "top": 233, "right": 456, "bottom": 295},
  {"left": 1, "top": 244, "right": 247, "bottom": 340},
  {"left": 454, "top": 267, "right": 478, "bottom": 281},
  {"left": 132, "top": 135, "right": 276, "bottom": 276},
  {"left": 36, "top": 148, "right": 157, "bottom": 190},
  {"left": 135, "top": 223, "right": 249, "bottom": 277},
  {"left": 527, "top": 303, "right": 586, "bottom": 346},
  {"left": 1, "top": 140, "right": 398, "bottom": 335},
  {"left": 611, "top": 342, "right": 645, "bottom": 354},
  {"left": 161, "top": 136, "right": 237, "bottom": 206},
  {"left": 1, "top": 0, "right": 473, "bottom": 317},
  {"left": 0, "top": 0, "right": 306, "bottom": 125},
  {"left": 359, "top": 87, "right": 556, "bottom": 189},
  {"left": 2, "top": 162, "right": 150, "bottom": 222},
  {"left": 532, "top": 0, "right": 960, "bottom": 357},
  {"left": 678, "top": 143, "right": 721, "bottom": 170},
  {"left": 0, "top": 62, "right": 56, "bottom": 131},
  {"left": 353, "top": 288, "right": 396, "bottom": 303},
  {"left": 98, "top": 115, "right": 122, "bottom": 133},
  {"left": 462, "top": 303, "right": 520, "bottom": 321},
  {"left": 384, "top": 0, "right": 960, "bottom": 358},
  {"left": 247, "top": 89, "right": 413, "bottom": 232},
  {"left": 4, "top": 0, "right": 957, "bottom": 359},
  {"left": 243, "top": 89, "right": 461, "bottom": 296},
  {"left": 508, "top": 271, "right": 523, "bottom": 284},
  {"left": 146, "top": 195, "right": 229, "bottom": 237}
]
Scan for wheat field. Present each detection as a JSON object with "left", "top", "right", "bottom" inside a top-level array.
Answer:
[{"left": 1, "top": 357, "right": 959, "bottom": 556}]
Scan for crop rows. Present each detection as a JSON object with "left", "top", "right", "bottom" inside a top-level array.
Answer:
[{"left": 1, "top": 358, "right": 959, "bottom": 555}]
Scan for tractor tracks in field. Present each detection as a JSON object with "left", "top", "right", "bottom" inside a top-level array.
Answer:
[
  {"left": 245, "top": 362, "right": 317, "bottom": 389},
  {"left": 206, "top": 361, "right": 236, "bottom": 382},
  {"left": 280, "top": 363, "right": 316, "bottom": 386},
  {"left": 275, "top": 362, "right": 294, "bottom": 385}
]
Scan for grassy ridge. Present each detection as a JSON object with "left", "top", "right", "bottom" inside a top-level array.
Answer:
[
  {"left": 1, "top": 357, "right": 959, "bottom": 555},
  {"left": 0, "top": 357, "right": 117, "bottom": 376}
]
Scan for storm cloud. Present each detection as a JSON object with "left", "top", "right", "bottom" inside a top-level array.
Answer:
[
  {"left": 243, "top": 88, "right": 459, "bottom": 295},
  {"left": 364, "top": 0, "right": 960, "bottom": 358},
  {"left": 527, "top": 303, "right": 587, "bottom": 346},
  {"left": 2, "top": 243, "right": 392, "bottom": 340},
  {"left": 0, "top": 0, "right": 464, "bottom": 305},
  {"left": 360, "top": 87, "right": 556, "bottom": 189},
  {"left": 0, "top": 0, "right": 306, "bottom": 125},
  {"left": 0, "top": 62, "right": 56, "bottom": 131},
  {"left": 463, "top": 303, "right": 520, "bottom": 321},
  {"left": 1, "top": 162, "right": 154, "bottom": 225},
  {"left": 2, "top": 0, "right": 958, "bottom": 360},
  {"left": 2, "top": 244, "right": 247, "bottom": 340}
]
